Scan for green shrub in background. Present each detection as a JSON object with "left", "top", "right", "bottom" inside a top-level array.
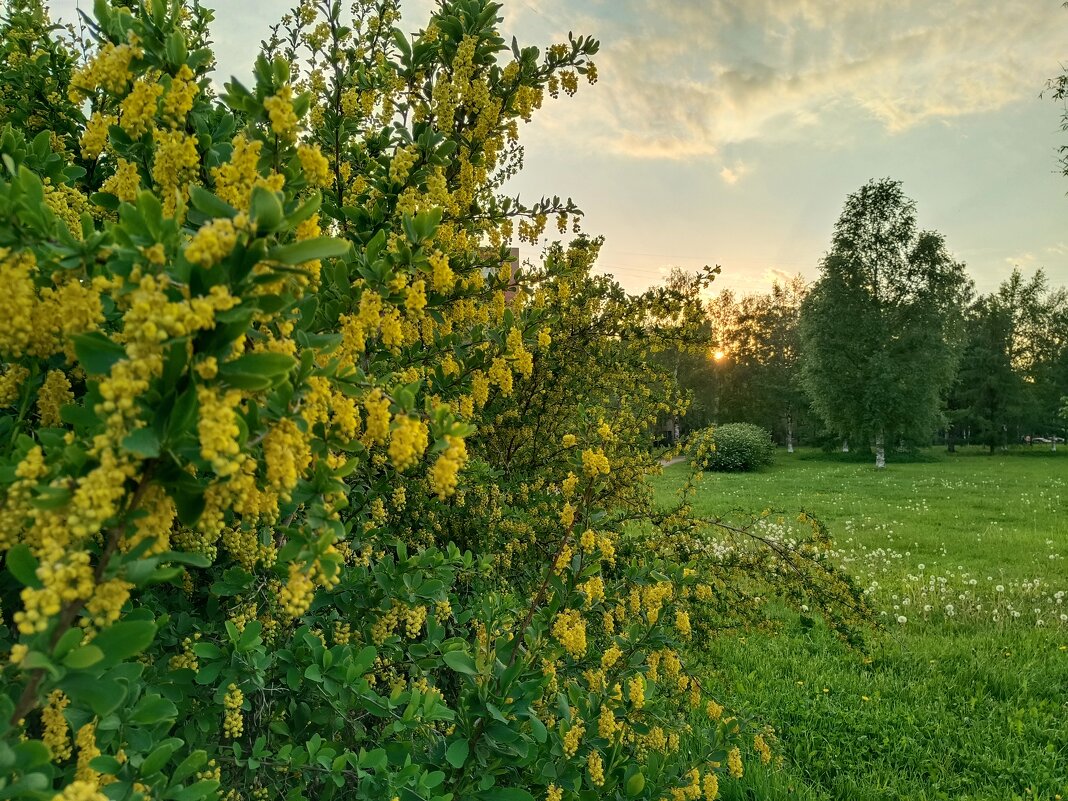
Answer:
[{"left": 690, "top": 424, "right": 775, "bottom": 472}]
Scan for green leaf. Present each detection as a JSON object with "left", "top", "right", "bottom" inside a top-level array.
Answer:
[
  {"left": 60, "top": 675, "right": 127, "bottom": 717},
  {"left": 189, "top": 185, "right": 236, "bottom": 218},
  {"left": 91, "top": 620, "right": 157, "bottom": 665},
  {"left": 122, "top": 427, "right": 161, "bottom": 458},
  {"left": 218, "top": 352, "right": 296, "bottom": 390},
  {"left": 141, "top": 739, "right": 182, "bottom": 775},
  {"left": 72, "top": 332, "right": 126, "bottom": 374},
  {"left": 130, "top": 694, "right": 179, "bottom": 725},
  {"left": 267, "top": 237, "right": 350, "bottom": 265},
  {"left": 445, "top": 739, "right": 468, "bottom": 768},
  {"left": 250, "top": 185, "right": 283, "bottom": 231},
  {"left": 5, "top": 544, "right": 41, "bottom": 588},
  {"left": 625, "top": 770, "right": 646, "bottom": 796},
  {"left": 63, "top": 645, "right": 104, "bottom": 670},
  {"left": 442, "top": 650, "right": 477, "bottom": 676},
  {"left": 170, "top": 749, "right": 208, "bottom": 784},
  {"left": 487, "top": 790, "right": 534, "bottom": 801}
]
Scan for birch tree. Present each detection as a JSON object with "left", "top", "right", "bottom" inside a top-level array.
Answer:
[{"left": 799, "top": 179, "right": 970, "bottom": 467}]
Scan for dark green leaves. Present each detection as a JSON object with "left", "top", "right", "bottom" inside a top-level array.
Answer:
[
  {"left": 72, "top": 332, "right": 126, "bottom": 375},
  {"left": 217, "top": 352, "right": 296, "bottom": 391},
  {"left": 267, "top": 237, "right": 350, "bottom": 266},
  {"left": 5, "top": 543, "right": 40, "bottom": 587}
]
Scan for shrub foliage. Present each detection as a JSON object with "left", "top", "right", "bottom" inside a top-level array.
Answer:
[
  {"left": 0, "top": 3, "right": 866, "bottom": 801},
  {"left": 689, "top": 424, "right": 775, "bottom": 472}
]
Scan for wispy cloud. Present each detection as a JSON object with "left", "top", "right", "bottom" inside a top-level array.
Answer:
[{"left": 527, "top": 0, "right": 1067, "bottom": 161}]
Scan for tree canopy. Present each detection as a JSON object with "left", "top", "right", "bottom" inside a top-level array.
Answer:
[{"left": 799, "top": 179, "right": 971, "bottom": 466}]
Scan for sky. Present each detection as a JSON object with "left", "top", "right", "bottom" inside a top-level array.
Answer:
[{"left": 52, "top": 0, "right": 1068, "bottom": 297}]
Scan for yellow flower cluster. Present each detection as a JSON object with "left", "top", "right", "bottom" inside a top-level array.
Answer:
[
  {"left": 74, "top": 721, "right": 101, "bottom": 784},
  {"left": 488, "top": 356, "right": 513, "bottom": 396},
  {"left": 587, "top": 750, "right": 604, "bottom": 786},
  {"left": 551, "top": 609, "right": 587, "bottom": 659},
  {"left": 263, "top": 418, "right": 312, "bottom": 500},
  {"left": 581, "top": 448, "right": 610, "bottom": 477},
  {"left": 753, "top": 734, "right": 772, "bottom": 765},
  {"left": 264, "top": 85, "right": 299, "bottom": 143},
  {"left": 15, "top": 549, "right": 94, "bottom": 634},
  {"left": 185, "top": 218, "right": 238, "bottom": 268},
  {"left": 52, "top": 781, "right": 108, "bottom": 801},
  {"left": 388, "top": 414, "right": 428, "bottom": 471},
  {"left": 430, "top": 435, "right": 468, "bottom": 499},
  {"left": 85, "top": 577, "right": 133, "bottom": 630},
  {"left": 151, "top": 130, "right": 199, "bottom": 215},
  {"left": 579, "top": 575, "right": 605, "bottom": 608},
  {"left": 223, "top": 683, "right": 244, "bottom": 738},
  {"left": 197, "top": 386, "right": 244, "bottom": 476},
  {"left": 628, "top": 674, "right": 645, "bottom": 709},
  {"left": 297, "top": 144, "right": 331, "bottom": 187},
  {"left": 42, "top": 689, "right": 71, "bottom": 760},
  {"left": 37, "top": 369, "right": 73, "bottom": 427},
  {"left": 81, "top": 112, "right": 115, "bottom": 160},
  {"left": 598, "top": 705, "right": 617, "bottom": 739},
  {"left": 162, "top": 65, "right": 199, "bottom": 126},
  {"left": 212, "top": 136, "right": 285, "bottom": 209},
  {"left": 101, "top": 159, "right": 141, "bottom": 203},
  {"left": 68, "top": 41, "right": 137, "bottom": 100},
  {"left": 562, "top": 718, "right": 584, "bottom": 758},
  {"left": 727, "top": 746, "right": 744, "bottom": 779},
  {"left": 120, "top": 80, "right": 163, "bottom": 138},
  {"left": 674, "top": 609, "right": 692, "bottom": 639},
  {"left": 362, "top": 389, "right": 391, "bottom": 444},
  {"left": 703, "top": 771, "right": 719, "bottom": 800}
]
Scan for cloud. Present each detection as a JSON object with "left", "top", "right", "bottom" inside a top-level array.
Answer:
[
  {"left": 528, "top": 0, "right": 1068, "bottom": 160},
  {"left": 719, "top": 161, "right": 749, "bottom": 185}
]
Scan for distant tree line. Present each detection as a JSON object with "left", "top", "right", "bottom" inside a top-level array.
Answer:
[{"left": 671, "top": 179, "right": 1068, "bottom": 466}]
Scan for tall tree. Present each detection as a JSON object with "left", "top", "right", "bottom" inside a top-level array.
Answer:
[
  {"left": 709, "top": 276, "right": 811, "bottom": 449},
  {"left": 799, "top": 179, "right": 971, "bottom": 467},
  {"left": 948, "top": 296, "right": 1024, "bottom": 452},
  {"left": 993, "top": 268, "right": 1068, "bottom": 445}
]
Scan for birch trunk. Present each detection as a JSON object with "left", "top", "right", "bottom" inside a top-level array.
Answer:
[
  {"left": 841, "top": 438, "right": 849, "bottom": 453},
  {"left": 875, "top": 433, "right": 886, "bottom": 469},
  {"left": 786, "top": 416, "right": 794, "bottom": 454}
]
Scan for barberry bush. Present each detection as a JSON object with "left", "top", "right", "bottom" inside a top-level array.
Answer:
[{"left": 0, "top": 2, "right": 867, "bottom": 801}]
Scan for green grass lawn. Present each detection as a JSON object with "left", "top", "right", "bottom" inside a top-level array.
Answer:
[{"left": 652, "top": 448, "right": 1068, "bottom": 801}]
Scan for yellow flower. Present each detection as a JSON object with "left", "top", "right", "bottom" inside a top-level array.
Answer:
[
  {"left": 185, "top": 218, "right": 238, "bottom": 268},
  {"left": 430, "top": 435, "right": 468, "bottom": 499},
  {"left": 36, "top": 369, "right": 72, "bottom": 427},
  {"left": 101, "top": 158, "right": 141, "bottom": 203},
  {"left": 223, "top": 683, "right": 244, "bottom": 738},
  {"left": 587, "top": 750, "right": 604, "bottom": 786},
  {"left": 42, "top": 690, "right": 72, "bottom": 760},
  {"left": 562, "top": 719, "right": 584, "bottom": 758},
  {"left": 197, "top": 386, "right": 243, "bottom": 477},
  {"left": 264, "top": 85, "right": 299, "bottom": 143},
  {"left": 80, "top": 112, "right": 115, "bottom": 160},
  {"left": 727, "top": 747, "right": 743, "bottom": 779},
  {"left": 120, "top": 80, "right": 164, "bottom": 138},
  {"left": 552, "top": 609, "right": 587, "bottom": 659},
  {"left": 389, "top": 414, "right": 428, "bottom": 471},
  {"left": 297, "top": 143, "right": 331, "bottom": 187}
]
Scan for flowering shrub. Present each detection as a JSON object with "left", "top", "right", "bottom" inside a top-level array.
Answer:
[
  {"left": 0, "top": 3, "right": 867, "bottom": 801},
  {"left": 689, "top": 423, "right": 775, "bottom": 472}
]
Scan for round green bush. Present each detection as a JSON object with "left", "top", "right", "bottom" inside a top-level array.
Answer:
[{"left": 690, "top": 423, "right": 775, "bottom": 471}]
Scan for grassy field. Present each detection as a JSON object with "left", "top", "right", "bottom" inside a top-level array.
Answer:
[{"left": 652, "top": 448, "right": 1068, "bottom": 801}]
